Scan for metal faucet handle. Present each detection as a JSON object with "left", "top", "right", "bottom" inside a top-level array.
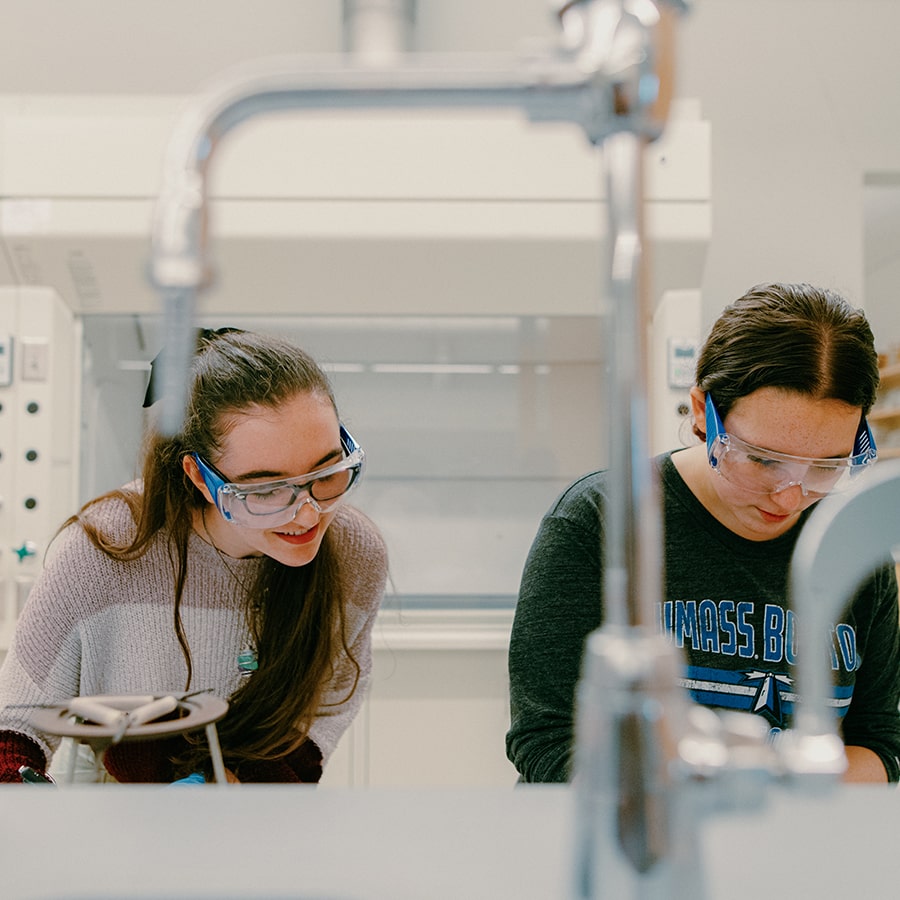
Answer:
[
  {"left": 677, "top": 705, "right": 771, "bottom": 775},
  {"left": 549, "top": 0, "right": 689, "bottom": 143},
  {"left": 772, "top": 728, "right": 847, "bottom": 784},
  {"left": 550, "top": 0, "right": 691, "bottom": 16},
  {"left": 676, "top": 705, "right": 777, "bottom": 817}
]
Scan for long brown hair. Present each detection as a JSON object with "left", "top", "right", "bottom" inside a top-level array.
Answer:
[{"left": 68, "top": 328, "right": 360, "bottom": 770}]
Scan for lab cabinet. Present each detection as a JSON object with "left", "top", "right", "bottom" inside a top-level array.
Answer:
[
  {"left": 0, "top": 288, "right": 79, "bottom": 648},
  {"left": 322, "top": 608, "right": 518, "bottom": 788}
]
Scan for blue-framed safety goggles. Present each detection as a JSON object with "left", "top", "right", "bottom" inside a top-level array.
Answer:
[
  {"left": 705, "top": 393, "right": 876, "bottom": 496},
  {"left": 192, "top": 424, "right": 365, "bottom": 528}
]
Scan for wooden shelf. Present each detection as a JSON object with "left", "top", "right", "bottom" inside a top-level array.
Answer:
[
  {"left": 870, "top": 367, "right": 900, "bottom": 455},
  {"left": 879, "top": 362, "right": 900, "bottom": 389},
  {"left": 871, "top": 406, "right": 900, "bottom": 424}
]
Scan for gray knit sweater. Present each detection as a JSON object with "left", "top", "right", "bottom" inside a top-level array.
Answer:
[{"left": 0, "top": 493, "right": 387, "bottom": 777}]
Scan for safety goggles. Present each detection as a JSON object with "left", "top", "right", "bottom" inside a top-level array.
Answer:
[
  {"left": 192, "top": 424, "right": 365, "bottom": 528},
  {"left": 705, "top": 394, "right": 876, "bottom": 496}
]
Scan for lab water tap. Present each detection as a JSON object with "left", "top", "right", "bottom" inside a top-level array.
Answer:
[
  {"left": 148, "top": 0, "right": 689, "bottom": 436},
  {"left": 572, "top": 458, "right": 900, "bottom": 900}
]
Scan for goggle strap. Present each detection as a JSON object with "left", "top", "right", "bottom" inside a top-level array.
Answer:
[
  {"left": 853, "top": 419, "right": 877, "bottom": 461},
  {"left": 705, "top": 394, "right": 726, "bottom": 469},
  {"left": 192, "top": 452, "right": 233, "bottom": 519},
  {"left": 339, "top": 423, "right": 359, "bottom": 456}
]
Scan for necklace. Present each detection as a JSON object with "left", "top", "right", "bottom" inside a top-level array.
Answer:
[
  {"left": 199, "top": 506, "right": 256, "bottom": 595},
  {"left": 200, "top": 506, "right": 260, "bottom": 675}
]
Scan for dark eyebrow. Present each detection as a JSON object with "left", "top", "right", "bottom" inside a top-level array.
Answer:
[{"left": 228, "top": 446, "right": 343, "bottom": 483}]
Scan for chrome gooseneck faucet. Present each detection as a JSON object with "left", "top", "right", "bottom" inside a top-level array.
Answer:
[{"left": 148, "top": 0, "right": 688, "bottom": 438}]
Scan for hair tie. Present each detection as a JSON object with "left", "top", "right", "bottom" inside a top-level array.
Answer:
[{"left": 142, "top": 327, "right": 242, "bottom": 408}]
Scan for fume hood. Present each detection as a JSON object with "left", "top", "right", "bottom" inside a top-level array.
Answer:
[
  {"left": 0, "top": 95, "right": 709, "bottom": 316},
  {"left": 0, "top": 94, "right": 710, "bottom": 642}
]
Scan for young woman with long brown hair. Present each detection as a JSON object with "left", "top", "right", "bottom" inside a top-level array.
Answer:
[{"left": 0, "top": 328, "right": 386, "bottom": 783}]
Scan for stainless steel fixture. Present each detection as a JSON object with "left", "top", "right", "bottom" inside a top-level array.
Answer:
[{"left": 148, "top": 0, "right": 687, "bottom": 436}]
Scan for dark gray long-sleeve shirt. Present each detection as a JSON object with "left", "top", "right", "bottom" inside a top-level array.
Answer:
[{"left": 507, "top": 451, "right": 900, "bottom": 783}]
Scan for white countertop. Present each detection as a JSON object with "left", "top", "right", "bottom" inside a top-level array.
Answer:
[{"left": 0, "top": 782, "right": 897, "bottom": 899}]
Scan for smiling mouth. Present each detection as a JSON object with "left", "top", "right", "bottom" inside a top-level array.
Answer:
[{"left": 273, "top": 524, "right": 319, "bottom": 544}]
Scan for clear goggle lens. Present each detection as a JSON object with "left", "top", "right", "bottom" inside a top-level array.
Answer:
[
  {"left": 193, "top": 425, "right": 365, "bottom": 528},
  {"left": 705, "top": 394, "right": 876, "bottom": 496}
]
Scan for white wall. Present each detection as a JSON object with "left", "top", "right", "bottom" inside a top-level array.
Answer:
[{"left": 675, "top": 0, "right": 900, "bottom": 346}]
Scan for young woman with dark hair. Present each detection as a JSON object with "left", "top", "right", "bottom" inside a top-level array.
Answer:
[{"left": 507, "top": 283, "right": 900, "bottom": 784}]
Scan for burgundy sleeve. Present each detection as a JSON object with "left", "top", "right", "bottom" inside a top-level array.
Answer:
[
  {"left": 104, "top": 736, "right": 324, "bottom": 784},
  {"left": 0, "top": 731, "right": 48, "bottom": 782},
  {"left": 237, "top": 739, "right": 323, "bottom": 784},
  {"left": 103, "top": 736, "right": 184, "bottom": 782}
]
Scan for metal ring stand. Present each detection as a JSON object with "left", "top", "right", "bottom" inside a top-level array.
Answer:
[{"left": 30, "top": 694, "right": 230, "bottom": 785}]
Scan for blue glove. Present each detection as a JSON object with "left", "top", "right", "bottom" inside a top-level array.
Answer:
[{"left": 169, "top": 772, "right": 206, "bottom": 786}]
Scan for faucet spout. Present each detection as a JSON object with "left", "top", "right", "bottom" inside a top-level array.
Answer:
[
  {"left": 573, "top": 627, "right": 697, "bottom": 897},
  {"left": 786, "top": 459, "right": 900, "bottom": 780},
  {"left": 615, "top": 691, "right": 672, "bottom": 872}
]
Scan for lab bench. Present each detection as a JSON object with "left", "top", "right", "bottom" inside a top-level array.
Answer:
[{"left": 0, "top": 782, "right": 898, "bottom": 899}]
